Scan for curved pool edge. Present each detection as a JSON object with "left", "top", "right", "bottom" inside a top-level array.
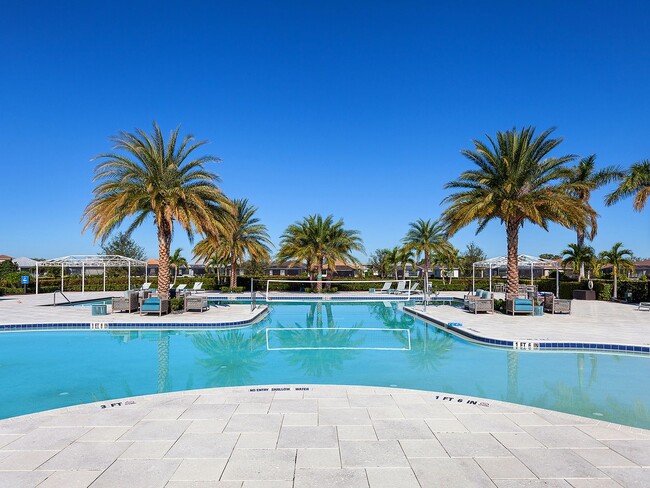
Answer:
[
  {"left": 0, "top": 384, "right": 647, "bottom": 486},
  {"left": 0, "top": 304, "right": 269, "bottom": 332},
  {"left": 405, "top": 306, "right": 650, "bottom": 356}
]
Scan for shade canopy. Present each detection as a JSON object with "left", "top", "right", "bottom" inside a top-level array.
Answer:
[
  {"left": 35, "top": 255, "right": 147, "bottom": 294},
  {"left": 472, "top": 254, "right": 560, "bottom": 297}
]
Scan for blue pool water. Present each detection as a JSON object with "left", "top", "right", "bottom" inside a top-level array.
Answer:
[{"left": 1, "top": 302, "right": 649, "bottom": 428}]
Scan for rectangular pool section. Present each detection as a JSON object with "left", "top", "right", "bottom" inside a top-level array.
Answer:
[{"left": 0, "top": 301, "right": 649, "bottom": 430}]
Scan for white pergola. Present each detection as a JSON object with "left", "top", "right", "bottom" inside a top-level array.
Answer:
[
  {"left": 472, "top": 254, "right": 560, "bottom": 297},
  {"left": 35, "top": 255, "right": 148, "bottom": 294}
]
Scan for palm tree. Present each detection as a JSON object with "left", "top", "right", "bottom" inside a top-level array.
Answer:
[
  {"left": 606, "top": 160, "right": 650, "bottom": 212},
  {"left": 368, "top": 249, "right": 391, "bottom": 278},
  {"left": 435, "top": 245, "right": 461, "bottom": 285},
  {"left": 82, "top": 122, "right": 227, "bottom": 299},
  {"left": 561, "top": 243, "right": 595, "bottom": 279},
  {"left": 193, "top": 198, "right": 272, "bottom": 289},
  {"left": 397, "top": 246, "right": 417, "bottom": 279},
  {"left": 169, "top": 248, "right": 187, "bottom": 284},
  {"left": 278, "top": 214, "right": 365, "bottom": 292},
  {"left": 441, "top": 127, "right": 594, "bottom": 300},
  {"left": 565, "top": 155, "right": 622, "bottom": 279},
  {"left": 599, "top": 242, "right": 635, "bottom": 299},
  {"left": 402, "top": 219, "right": 451, "bottom": 296}
]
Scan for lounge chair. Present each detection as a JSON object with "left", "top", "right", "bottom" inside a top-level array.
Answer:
[
  {"left": 185, "top": 295, "right": 209, "bottom": 312},
  {"left": 506, "top": 298, "right": 534, "bottom": 316},
  {"left": 543, "top": 293, "right": 571, "bottom": 314},
  {"left": 141, "top": 282, "right": 152, "bottom": 291},
  {"left": 397, "top": 282, "right": 420, "bottom": 294},
  {"left": 394, "top": 281, "right": 407, "bottom": 294},
  {"left": 112, "top": 290, "right": 139, "bottom": 313},
  {"left": 639, "top": 302, "right": 650, "bottom": 311},
  {"left": 465, "top": 289, "right": 494, "bottom": 314},
  {"left": 175, "top": 284, "right": 187, "bottom": 296},
  {"left": 376, "top": 282, "right": 393, "bottom": 294},
  {"left": 140, "top": 297, "right": 169, "bottom": 316},
  {"left": 191, "top": 282, "right": 204, "bottom": 294}
]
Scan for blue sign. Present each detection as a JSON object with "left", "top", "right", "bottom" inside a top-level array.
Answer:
[{"left": 20, "top": 275, "right": 29, "bottom": 285}]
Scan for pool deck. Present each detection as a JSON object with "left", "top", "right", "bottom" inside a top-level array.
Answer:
[
  {"left": 0, "top": 384, "right": 649, "bottom": 487},
  {"left": 0, "top": 292, "right": 268, "bottom": 328},
  {"left": 404, "top": 292, "right": 650, "bottom": 352}
]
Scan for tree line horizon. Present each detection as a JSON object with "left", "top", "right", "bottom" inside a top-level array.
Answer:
[{"left": 81, "top": 122, "right": 649, "bottom": 300}]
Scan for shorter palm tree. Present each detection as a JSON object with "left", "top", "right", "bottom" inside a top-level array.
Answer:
[
  {"left": 599, "top": 243, "right": 635, "bottom": 299},
  {"left": 277, "top": 215, "right": 364, "bottom": 292},
  {"left": 606, "top": 160, "right": 650, "bottom": 212},
  {"left": 194, "top": 198, "right": 272, "bottom": 289},
  {"left": 170, "top": 248, "right": 188, "bottom": 284},
  {"left": 561, "top": 244, "right": 595, "bottom": 280},
  {"left": 402, "top": 219, "right": 452, "bottom": 295}
]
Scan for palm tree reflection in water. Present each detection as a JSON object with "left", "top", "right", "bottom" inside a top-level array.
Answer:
[
  {"left": 276, "top": 303, "right": 364, "bottom": 378},
  {"left": 192, "top": 329, "right": 268, "bottom": 386}
]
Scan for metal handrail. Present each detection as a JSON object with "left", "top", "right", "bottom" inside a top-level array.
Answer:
[{"left": 53, "top": 290, "right": 71, "bottom": 306}]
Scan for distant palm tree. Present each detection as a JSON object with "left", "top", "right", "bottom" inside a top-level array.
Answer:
[
  {"left": 606, "top": 160, "right": 650, "bottom": 212},
  {"left": 435, "top": 246, "right": 461, "bottom": 285},
  {"left": 561, "top": 243, "right": 595, "bottom": 279},
  {"left": 565, "top": 155, "right": 622, "bottom": 279},
  {"left": 442, "top": 127, "right": 594, "bottom": 299},
  {"left": 278, "top": 214, "right": 365, "bottom": 292},
  {"left": 368, "top": 249, "right": 391, "bottom": 278},
  {"left": 194, "top": 198, "right": 272, "bottom": 289},
  {"left": 386, "top": 247, "right": 400, "bottom": 280},
  {"left": 82, "top": 122, "right": 228, "bottom": 299},
  {"left": 599, "top": 242, "right": 635, "bottom": 299},
  {"left": 397, "top": 246, "right": 417, "bottom": 280},
  {"left": 402, "top": 219, "right": 451, "bottom": 295},
  {"left": 169, "top": 248, "right": 188, "bottom": 284}
]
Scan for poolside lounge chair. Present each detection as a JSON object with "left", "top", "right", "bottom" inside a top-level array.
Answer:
[
  {"left": 639, "top": 302, "right": 650, "bottom": 311},
  {"left": 465, "top": 289, "right": 494, "bottom": 314},
  {"left": 175, "top": 284, "right": 187, "bottom": 296},
  {"left": 141, "top": 282, "right": 152, "bottom": 291},
  {"left": 397, "top": 282, "right": 420, "bottom": 294},
  {"left": 506, "top": 298, "right": 534, "bottom": 316},
  {"left": 185, "top": 295, "right": 209, "bottom": 312},
  {"left": 543, "top": 293, "right": 571, "bottom": 314},
  {"left": 191, "top": 281, "right": 204, "bottom": 294},
  {"left": 112, "top": 290, "right": 139, "bottom": 313},
  {"left": 140, "top": 297, "right": 169, "bottom": 316},
  {"left": 394, "top": 281, "right": 407, "bottom": 294},
  {"left": 376, "top": 282, "right": 392, "bottom": 294}
]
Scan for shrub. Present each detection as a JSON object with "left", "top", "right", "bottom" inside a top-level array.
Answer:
[
  {"left": 221, "top": 286, "right": 245, "bottom": 293},
  {"left": 598, "top": 283, "right": 612, "bottom": 301},
  {"left": 170, "top": 297, "right": 184, "bottom": 311},
  {"left": 494, "top": 299, "right": 505, "bottom": 313}
]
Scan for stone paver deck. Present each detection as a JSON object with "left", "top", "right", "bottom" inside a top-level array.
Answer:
[
  {"left": 0, "top": 385, "right": 649, "bottom": 487},
  {"left": 0, "top": 292, "right": 267, "bottom": 327},
  {"left": 406, "top": 293, "right": 650, "bottom": 349}
]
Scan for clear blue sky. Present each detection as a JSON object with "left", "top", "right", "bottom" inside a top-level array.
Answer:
[{"left": 1, "top": 1, "right": 648, "bottom": 261}]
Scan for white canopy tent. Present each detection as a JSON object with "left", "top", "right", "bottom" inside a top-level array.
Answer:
[
  {"left": 35, "top": 255, "right": 148, "bottom": 294},
  {"left": 472, "top": 254, "right": 560, "bottom": 297}
]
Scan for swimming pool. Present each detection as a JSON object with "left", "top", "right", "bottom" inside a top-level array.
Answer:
[{"left": 1, "top": 301, "right": 649, "bottom": 428}]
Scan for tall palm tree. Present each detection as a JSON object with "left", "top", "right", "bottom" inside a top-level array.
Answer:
[
  {"left": 82, "top": 122, "right": 227, "bottom": 299},
  {"left": 169, "top": 248, "right": 187, "bottom": 284},
  {"left": 386, "top": 247, "right": 400, "bottom": 280},
  {"left": 561, "top": 243, "right": 595, "bottom": 279},
  {"left": 599, "top": 242, "right": 635, "bottom": 299},
  {"left": 278, "top": 214, "right": 365, "bottom": 292},
  {"left": 441, "top": 127, "right": 594, "bottom": 300},
  {"left": 402, "top": 219, "right": 452, "bottom": 296},
  {"left": 435, "top": 245, "right": 461, "bottom": 285},
  {"left": 368, "top": 249, "right": 391, "bottom": 278},
  {"left": 194, "top": 198, "right": 272, "bottom": 289},
  {"left": 606, "top": 160, "right": 650, "bottom": 212},
  {"left": 565, "top": 155, "right": 622, "bottom": 279}
]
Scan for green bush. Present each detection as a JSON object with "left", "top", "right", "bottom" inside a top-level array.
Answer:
[
  {"left": 221, "top": 286, "right": 245, "bottom": 293},
  {"left": 598, "top": 283, "right": 612, "bottom": 301},
  {"left": 170, "top": 297, "right": 184, "bottom": 311}
]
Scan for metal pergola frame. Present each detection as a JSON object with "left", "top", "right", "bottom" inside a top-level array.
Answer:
[
  {"left": 35, "top": 255, "right": 148, "bottom": 294},
  {"left": 472, "top": 254, "right": 560, "bottom": 297}
]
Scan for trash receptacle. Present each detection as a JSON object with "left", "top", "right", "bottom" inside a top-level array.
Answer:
[
  {"left": 534, "top": 305, "right": 544, "bottom": 316},
  {"left": 626, "top": 292, "right": 633, "bottom": 302}
]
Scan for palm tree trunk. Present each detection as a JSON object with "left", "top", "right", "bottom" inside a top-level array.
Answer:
[
  {"left": 506, "top": 222, "right": 519, "bottom": 300},
  {"left": 424, "top": 255, "right": 429, "bottom": 298},
  {"left": 157, "top": 225, "right": 172, "bottom": 300},
  {"left": 613, "top": 266, "right": 618, "bottom": 299},
  {"left": 230, "top": 254, "right": 237, "bottom": 289},
  {"left": 317, "top": 258, "right": 323, "bottom": 292},
  {"left": 577, "top": 229, "right": 585, "bottom": 280}
]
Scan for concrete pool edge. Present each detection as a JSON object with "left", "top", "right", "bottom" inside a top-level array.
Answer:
[
  {"left": 0, "top": 384, "right": 648, "bottom": 486},
  {"left": 405, "top": 306, "right": 650, "bottom": 356}
]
